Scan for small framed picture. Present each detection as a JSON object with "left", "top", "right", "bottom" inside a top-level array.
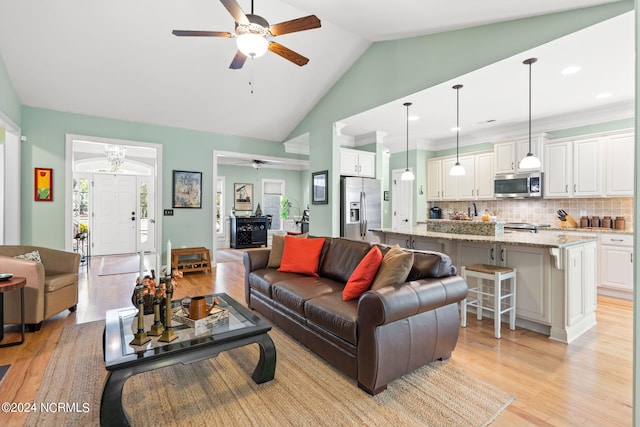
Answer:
[
  {"left": 173, "top": 170, "right": 202, "bottom": 208},
  {"left": 312, "top": 170, "right": 328, "bottom": 205},
  {"left": 34, "top": 167, "right": 53, "bottom": 201},
  {"left": 234, "top": 183, "right": 254, "bottom": 211}
]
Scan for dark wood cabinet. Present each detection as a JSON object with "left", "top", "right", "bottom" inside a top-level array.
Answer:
[{"left": 230, "top": 217, "right": 268, "bottom": 249}]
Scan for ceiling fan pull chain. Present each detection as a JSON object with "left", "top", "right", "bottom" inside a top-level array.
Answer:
[{"left": 249, "top": 56, "right": 255, "bottom": 94}]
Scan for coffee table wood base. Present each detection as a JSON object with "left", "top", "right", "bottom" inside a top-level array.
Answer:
[{"left": 100, "top": 330, "right": 276, "bottom": 426}]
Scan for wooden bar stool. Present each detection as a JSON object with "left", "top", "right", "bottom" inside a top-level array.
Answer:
[{"left": 460, "top": 264, "right": 516, "bottom": 339}]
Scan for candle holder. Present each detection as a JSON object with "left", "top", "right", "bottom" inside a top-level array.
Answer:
[
  {"left": 147, "top": 285, "right": 164, "bottom": 336},
  {"left": 129, "top": 281, "right": 151, "bottom": 346},
  {"left": 158, "top": 272, "right": 177, "bottom": 342}
]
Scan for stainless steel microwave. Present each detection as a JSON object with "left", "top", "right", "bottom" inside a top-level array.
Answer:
[{"left": 494, "top": 172, "right": 543, "bottom": 198}]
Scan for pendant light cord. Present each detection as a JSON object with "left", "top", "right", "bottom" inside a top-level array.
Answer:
[
  {"left": 528, "top": 60, "right": 532, "bottom": 153},
  {"left": 404, "top": 102, "right": 412, "bottom": 170},
  {"left": 456, "top": 87, "right": 460, "bottom": 162}
]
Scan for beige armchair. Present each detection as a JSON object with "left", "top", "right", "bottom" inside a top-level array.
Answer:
[{"left": 0, "top": 245, "right": 80, "bottom": 331}]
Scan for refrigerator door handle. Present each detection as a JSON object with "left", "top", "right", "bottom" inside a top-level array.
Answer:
[{"left": 361, "top": 191, "right": 368, "bottom": 238}]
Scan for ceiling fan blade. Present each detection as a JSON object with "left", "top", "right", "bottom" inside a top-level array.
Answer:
[
  {"left": 269, "top": 15, "right": 321, "bottom": 36},
  {"left": 172, "top": 30, "right": 233, "bottom": 38},
  {"left": 268, "top": 42, "right": 309, "bottom": 66},
  {"left": 229, "top": 51, "right": 247, "bottom": 69},
  {"left": 220, "top": 0, "right": 249, "bottom": 25}
]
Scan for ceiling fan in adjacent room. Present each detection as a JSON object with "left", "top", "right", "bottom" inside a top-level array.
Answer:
[{"left": 172, "top": 0, "right": 321, "bottom": 69}]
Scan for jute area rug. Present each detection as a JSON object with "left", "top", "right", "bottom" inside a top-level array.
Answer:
[{"left": 27, "top": 321, "right": 513, "bottom": 427}]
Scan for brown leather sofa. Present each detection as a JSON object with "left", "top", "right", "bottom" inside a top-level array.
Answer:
[
  {"left": 243, "top": 237, "right": 468, "bottom": 395},
  {"left": 0, "top": 245, "right": 80, "bottom": 331}
]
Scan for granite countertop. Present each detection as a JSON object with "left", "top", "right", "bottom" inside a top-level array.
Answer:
[
  {"left": 544, "top": 226, "right": 633, "bottom": 235},
  {"left": 371, "top": 225, "right": 599, "bottom": 249}
]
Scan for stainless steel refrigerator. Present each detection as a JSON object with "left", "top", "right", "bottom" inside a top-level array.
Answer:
[{"left": 340, "top": 177, "right": 381, "bottom": 241}]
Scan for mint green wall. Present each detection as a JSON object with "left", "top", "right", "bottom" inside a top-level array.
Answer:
[
  {"left": 0, "top": 53, "right": 20, "bottom": 126},
  {"left": 289, "top": 1, "right": 633, "bottom": 233},
  {"left": 217, "top": 165, "right": 308, "bottom": 218},
  {"left": 20, "top": 106, "right": 306, "bottom": 248},
  {"left": 434, "top": 142, "right": 495, "bottom": 158}
]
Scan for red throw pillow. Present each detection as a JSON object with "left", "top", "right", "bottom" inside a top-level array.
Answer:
[
  {"left": 278, "top": 236, "right": 326, "bottom": 277},
  {"left": 342, "top": 246, "right": 383, "bottom": 301}
]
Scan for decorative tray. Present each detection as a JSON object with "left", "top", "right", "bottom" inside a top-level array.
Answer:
[
  {"left": 171, "top": 306, "right": 229, "bottom": 330},
  {"left": 0, "top": 274, "right": 14, "bottom": 281}
]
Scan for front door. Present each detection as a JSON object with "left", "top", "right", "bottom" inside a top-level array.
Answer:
[
  {"left": 92, "top": 174, "right": 138, "bottom": 255},
  {"left": 391, "top": 169, "right": 413, "bottom": 228}
]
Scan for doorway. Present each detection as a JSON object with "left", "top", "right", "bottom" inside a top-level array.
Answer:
[
  {"left": 391, "top": 168, "right": 413, "bottom": 228},
  {"left": 65, "top": 135, "right": 163, "bottom": 269}
]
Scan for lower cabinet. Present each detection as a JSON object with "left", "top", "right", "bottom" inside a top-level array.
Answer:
[
  {"left": 599, "top": 233, "right": 633, "bottom": 298},
  {"left": 565, "top": 242, "right": 598, "bottom": 329},
  {"left": 385, "top": 235, "right": 443, "bottom": 252}
]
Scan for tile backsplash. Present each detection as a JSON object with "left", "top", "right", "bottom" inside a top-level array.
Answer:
[{"left": 429, "top": 197, "right": 634, "bottom": 231}]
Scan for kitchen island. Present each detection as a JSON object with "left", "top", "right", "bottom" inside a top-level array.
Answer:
[{"left": 370, "top": 225, "right": 599, "bottom": 344}]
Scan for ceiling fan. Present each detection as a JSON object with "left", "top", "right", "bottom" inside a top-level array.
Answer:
[{"left": 172, "top": 0, "right": 321, "bottom": 69}]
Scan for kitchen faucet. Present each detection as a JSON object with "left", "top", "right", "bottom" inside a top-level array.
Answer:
[{"left": 467, "top": 202, "right": 477, "bottom": 218}]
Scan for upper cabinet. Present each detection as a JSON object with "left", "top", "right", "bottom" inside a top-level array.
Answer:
[
  {"left": 426, "top": 152, "right": 493, "bottom": 201},
  {"left": 606, "top": 132, "right": 634, "bottom": 196},
  {"left": 494, "top": 136, "right": 544, "bottom": 174},
  {"left": 340, "top": 148, "right": 375, "bottom": 178},
  {"left": 543, "top": 131, "right": 633, "bottom": 198}
]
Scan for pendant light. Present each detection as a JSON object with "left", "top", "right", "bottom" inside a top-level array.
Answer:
[
  {"left": 450, "top": 84, "right": 465, "bottom": 176},
  {"left": 401, "top": 102, "right": 415, "bottom": 181},
  {"left": 519, "top": 58, "right": 541, "bottom": 169}
]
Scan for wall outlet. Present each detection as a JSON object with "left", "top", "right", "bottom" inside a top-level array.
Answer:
[
  {"left": 164, "top": 209, "right": 174, "bottom": 216},
  {"left": 579, "top": 210, "right": 587, "bottom": 217}
]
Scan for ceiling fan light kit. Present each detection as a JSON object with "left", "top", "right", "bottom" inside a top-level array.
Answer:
[
  {"left": 173, "top": 0, "right": 321, "bottom": 69},
  {"left": 450, "top": 84, "right": 466, "bottom": 176},
  {"left": 519, "top": 57, "right": 542, "bottom": 170}
]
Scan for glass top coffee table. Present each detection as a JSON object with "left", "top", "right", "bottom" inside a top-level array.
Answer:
[{"left": 101, "top": 293, "right": 275, "bottom": 426}]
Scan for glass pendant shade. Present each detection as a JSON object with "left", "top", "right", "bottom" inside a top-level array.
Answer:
[
  {"left": 401, "top": 169, "right": 415, "bottom": 181},
  {"left": 236, "top": 33, "right": 268, "bottom": 58},
  {"left": 519, "top": 152, "right": 541, "bottom": 169},
  {"left": 450, "top": 162, "right": 465, "bottom": 176}
]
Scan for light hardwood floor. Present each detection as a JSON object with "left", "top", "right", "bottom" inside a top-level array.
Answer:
[{"left": 0, "top": 250, "right": 633, "bottom": 426}]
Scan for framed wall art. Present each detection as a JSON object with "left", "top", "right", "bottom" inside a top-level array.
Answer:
[
  {"left": 233, "top": 183, "right": 254, "bottom": 211},
  {"left": 173, "top": 170, "right": 202, "bottom": 208},
  {"left": 34, "top": 167, "right": 53, "bottom": 201},
  {"left": 312, "top": 170, "right": 328, "bottom": 205}
]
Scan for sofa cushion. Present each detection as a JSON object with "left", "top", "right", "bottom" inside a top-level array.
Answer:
[
  {"left": 406, "top": 251, "right": 454, "bottom": 281},
  {"left": 370, "top": 245, "right": 414, "bottom": 290},
  {"left": 343, "top": 246, "right": 383, "bottom": 301},
  {"left": 318, "top": 238, "right": 372, "bottom": 284},
  {"left": 272, "top": 276, "right": 344, "bottom": 316},
  {"left": 44, "top": 273, "right": 78, "bottom": 293},
  {"left": 267, "top": 233, "right": 308, "bottom": 268},
  {"left": 278, "top": 237, "right": 325, "bottom": 277},
  {"left": 248, "top": 269, "right": 306, "bottom": 298},
  {"left": 305, "top": 292, "right": 358, "bottom": 345}
]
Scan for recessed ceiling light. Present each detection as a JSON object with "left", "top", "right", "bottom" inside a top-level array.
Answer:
[
  {"left": 408, "top": 115, "right": 419, "bottom": 121},
  {"left": 450, "top": 126, "right": 461, "bottom": 132},
  {"left": 595, "top": 92, "right": 612, "bottom": 99},
  {"left": 561, "top": 66, "right": 581, "bottom": 76}
]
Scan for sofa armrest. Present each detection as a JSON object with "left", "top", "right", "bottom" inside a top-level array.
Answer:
[
  {"left": 243, "top": 249, "right": 271, "bottom": 305},
  {"left": 0, "top": 256, "right": 47, "bottom": 320},
  {"left": 358, "top": 276, "right": 468, "bottom": 327}
]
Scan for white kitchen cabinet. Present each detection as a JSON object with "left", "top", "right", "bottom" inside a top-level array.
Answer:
[
  {"left": 494, "top": 138, "right": 541, "bottom": 174},
  {"left": 456, "top": 241, "right": 496, "bottom": 269},
  {"left": 543, "top": 137, "right": 601, "bottom": 198},
  {"left": 426, "top": 159, "right": 443, "bottom": 201},
  {"left": 428, "top": 152, "right": 493, "bottom": 201},
  {"left": 565, "top": 241, "right": 598, "bottom": 328},
  {"left": 340, "top": 148, "right": 375, "bottom": 178},
  {"left": 499, "top": 245, "right": 552, "bottom": 325},
  {"left": 599, "top": 233, "right": 633, "bottom": 298},
  {"left": 385, "top": 234, "right": 443, "bottom": 253},
  {"left": 606, "top": 132, "right": 634, "bottom": 196}
]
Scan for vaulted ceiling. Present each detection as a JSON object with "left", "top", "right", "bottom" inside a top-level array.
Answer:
[{"left": 0, "top": 0, "right": 628, "bottom": 149}]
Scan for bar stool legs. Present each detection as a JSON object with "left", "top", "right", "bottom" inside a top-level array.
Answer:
[{"left": 460, "top": 264, "right": 516, "bottom": 339}]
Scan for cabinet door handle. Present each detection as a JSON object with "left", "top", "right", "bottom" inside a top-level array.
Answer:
[
  {"left": 406, "top": 239, "right": 410, "bottom": 249},
  {"left": 565, "top": 185, "right": 569, "bottom": 193},
  {"left": 500, "top": 249, "right": 505, "bottom": 262},
  {"left": 574, "top": 184, "right": 577, "bottom": 192},
  {"left": 612, "top": 239, "right": 624, "bottom": 242},
  {"left": 631, "top": 253, "right": 634, "bottom": 263},
  {"left": 511, "top": 162, "right": 514, "bottom": 170},
  {"left": 490, "top": 248, "right": 495, "bottom": 261}
]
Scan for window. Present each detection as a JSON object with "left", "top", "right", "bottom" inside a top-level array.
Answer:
[
  {"left": 262, "top": 179, "right": 284, "bottom": 231},
  {"left": 216, "top": 177, "right": 225, "bottom": 235}
]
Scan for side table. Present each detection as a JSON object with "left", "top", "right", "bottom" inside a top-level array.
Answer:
[{"left": 0, "top": 276, "right": 26, "bottom": 347}]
